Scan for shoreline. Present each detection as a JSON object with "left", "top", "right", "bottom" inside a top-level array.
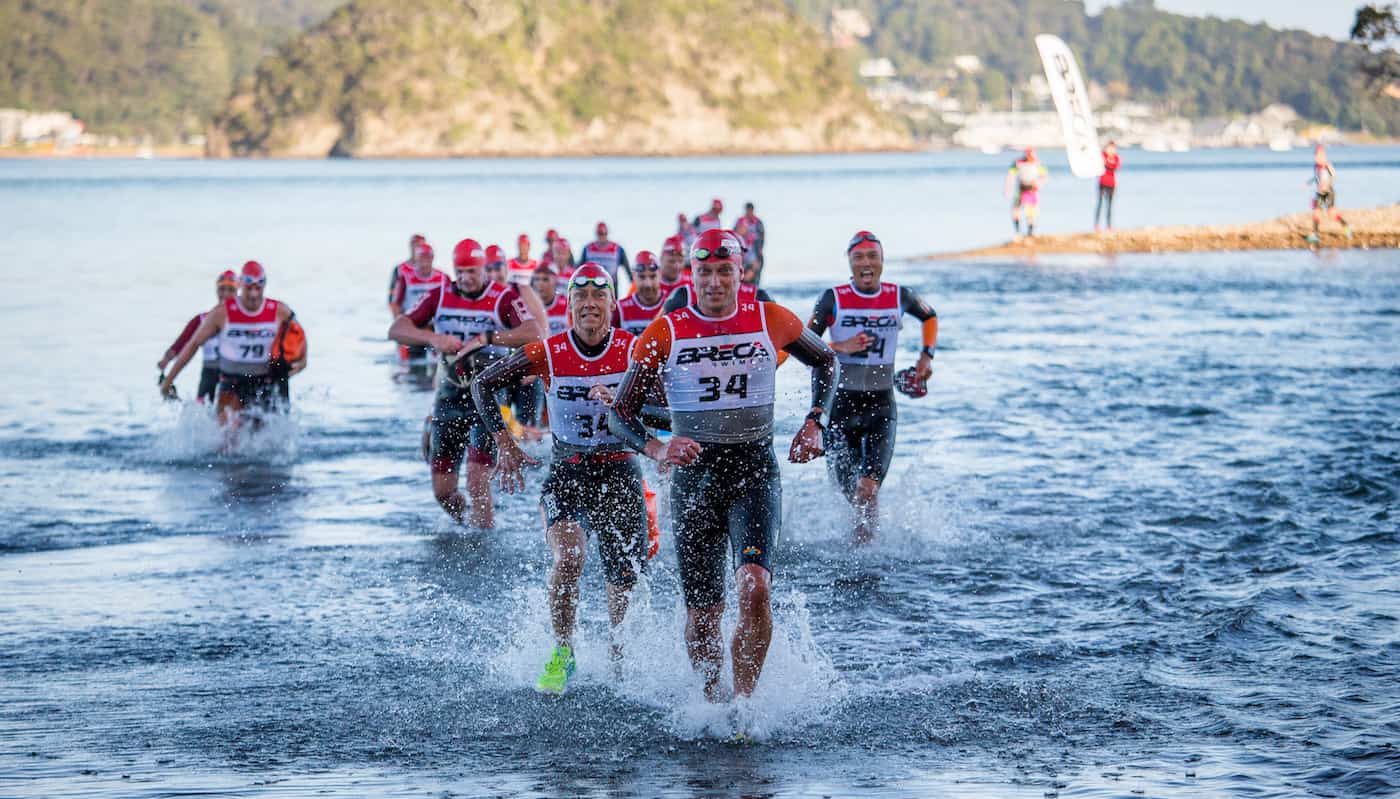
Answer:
[
  {"left": 6, "top": 138, "right": 1400, "bottom": 161},
  {"left": 926, "top": 204, "right": 1400, "bottom": 259}
]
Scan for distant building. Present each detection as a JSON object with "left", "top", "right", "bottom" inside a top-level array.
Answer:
[
  {"left": 830, "top": 8, "right": 871, "bottom": 49},
  {"left": 859, "top": 58, "right": 897, "bottom": 80},
  {"left": 0, "top": 109, "right": 84, "bottom": 146},
  {"left": 952, "top": 55, "right": 982, "bottom": 74}
]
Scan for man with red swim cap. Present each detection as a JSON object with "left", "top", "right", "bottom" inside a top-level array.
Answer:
[
  {"left": 506, "top": 233, "right": 538, "bottom": 288},
  {"left": 471, "top": 262, "right": 652, "bottom": 694},
  {"left": 484, "top": 244, "right": 508, "bottom": 284},
  {"left": 579, "top": 221, "right": 631, "bottom": 291},
  {"left": 159, "top": 270, "right": 238, "bottom": 403},
  {"left": 661, "top": 232, "right": 774, "bottom": 314},
  {"left": 694, "top": 198, "right": 724, "bottom": 233},
  {"left": 612, "top": 250, "right": 667, "bottom": 336},
  {"left": 160, "top": 261, "right": 307, "bottom": 427},
  {"left": 807, "top": 230, "right": 937, "bottom": 544},
  {"left": 608, "top": 228, "right": 836, "bottom": 704},
  {"left": 388, "top": 238, "right": 547, "bottom": 528},
  {"left": 657, "top": 235, "right": 690, "bottom": 298},
  {"left": 388, "top": 233, "right": 427, "bottom": 309},
  {"left": 388, "top": 242, "right": 449, "bottom": 367}
]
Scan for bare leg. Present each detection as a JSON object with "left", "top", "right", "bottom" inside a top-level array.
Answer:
[
  {"left": 852, "top": 477, "right": 881, "bottom": 545},
  {"left": 432, "top": 470, "right": 466, "bottom": 523},
  {"left": 686, "top": 601, "right": 727, "bottom": 702},
  {"left": 547, "top": 521, "right": 587, "bottom": 647},
  {"left": 731, "top": 564, "right": 772, "bottom": 698},
  {"left": 465, "top": 460, "right": 494, "bottom": 528},
  {"left": 606, "top": 581, "right": 633, "bottom": 662}
]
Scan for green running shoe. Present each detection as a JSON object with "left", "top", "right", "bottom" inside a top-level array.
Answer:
[
  {"left": 1305, "top": 233, "right": 1320, "bottom": 245},
  {"left": 535, "top": 645, "right": 576, "bottom": 695}
]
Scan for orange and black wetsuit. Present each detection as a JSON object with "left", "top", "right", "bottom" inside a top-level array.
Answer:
[{"left": 608, "top": 300, "right": 834, "bottom": 607}]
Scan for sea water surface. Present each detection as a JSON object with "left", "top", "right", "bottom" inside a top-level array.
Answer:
[{"left": 1, "top": 149, "right": 1398, "bottom": 797}]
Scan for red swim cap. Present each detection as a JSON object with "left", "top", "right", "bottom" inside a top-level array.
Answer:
[
  {"left": 634, "top": 250, "right": 657, "bottom": 267},
  {"left": 596, "top": 221, "right": 608, "bottom": 235},
  {"left": 415, "top": 243, "right": 434, "bottom": 259},
  {"left": 847, "top": 230, "right": 882, "bottom": 255},
  {"left": 217, "top": 270, "right": 237, "bottom": 287},
  {"left": 567, "top": 262, "right": 614, "bottom": 293},
  {"left": 517, "top": 233, "right": 530, "bottom": 246},
  {"left": 409, "top": 233, "right": 426, "bottom": 245},
  {"left": 453, "top": 238, "right": 486, "bottom": 268},
  {"left": 661, "top": 235, "right": 684, "bottom": 255},
  {"left": 690, "top": 229, "right": 744, "bottom": 266},
  {"left": 240, "top": 260, "right": 266, "bottom": 283},
  {"left": 484, "top": 244, "right": 505, "bottom": 263}
]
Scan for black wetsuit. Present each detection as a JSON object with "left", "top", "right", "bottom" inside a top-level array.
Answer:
[
  {"left": 473, "top": 330, "right": 647, "bottom": 588},
  {"left": 809, "top": 284, "right": 936, "bottom": 496},
  {"left": 608, "top": 304, "right": 836, "bottom": 608}
]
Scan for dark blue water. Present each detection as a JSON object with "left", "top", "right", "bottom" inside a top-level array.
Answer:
[{"left": 1, "top": 156, "right": 1398, "bottom": 797}]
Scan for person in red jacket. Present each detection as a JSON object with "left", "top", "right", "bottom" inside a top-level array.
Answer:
[
  {"left": 159, "top": 270, "right": 238, "bottom": 403},
  {"left": 1095, "top": 141, "right": 1120, "bottom": 232}
]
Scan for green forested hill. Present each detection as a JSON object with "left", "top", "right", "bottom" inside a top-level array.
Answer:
[
  {"left": 2, "top": 0, "right": 1394, "bottom": 143},
  {"left": 788, "top": 0, "right": 1399, "bottom": 134},
  {"left": 209, "top": 0, "right": 904, "bottom": 157},
  {"left": 0, "top": 0, "right": 252, "bottom": 139},
  {"left": 0, "top": 0, "right": 338, "bottom": 140}
]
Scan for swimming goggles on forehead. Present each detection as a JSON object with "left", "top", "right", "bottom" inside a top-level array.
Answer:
[
  {"left": 633, "top": 262, "right": 660, "bottom": 273},
  {"left": 240, "top": 275, "right": 266, "bottom": 287},
  {"left": 846, "top": 232, "right": 881, "bottom": 253},
  {"left": 568, "top": 273, "right": 614, "bottom": 292},
  {"left": 692, "top": 243, "right": 741, "bottom": 261}
]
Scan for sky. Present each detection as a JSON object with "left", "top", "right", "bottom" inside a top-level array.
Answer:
[{"left": 1084, "top": 0, "right": 1356, "bottom": 41}]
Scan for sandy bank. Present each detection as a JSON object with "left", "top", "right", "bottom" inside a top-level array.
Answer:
[{"left": 929, "top": 204, "right": 1400, "bottom": 259}]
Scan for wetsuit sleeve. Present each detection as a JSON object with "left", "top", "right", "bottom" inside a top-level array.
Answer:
[
  {"left": 661, "top": 285, "right": 689, "bottom": 314},
  {"left": 499, "top": 285, "right": 533, "bottom": 327},
  {"left": 899, "top": 286, "right": 939, "bottom": 349},
  {"left": 471, "top": 342, "right": 548, "bottom": 435},
  {"left": 764, "top": 303, "right": 835, "bottom": 411},
  {"left": 404, "top": 287, "right": 440, "bottom": 327},
  {"left": 390, "top": 274, "right": 406, "bottom": 307},
  {"left": 617, "top": 247, "right": 630, "bottom": 284},
  {"left": 168, "top": 314, "right": 202, "bottom": 358},
  {"left": 807, "top": 288, "right": 836, "bottom": 336},
  {"left": 608, "top": 317, "right": 671, "bottom": 451},
  {"left": 387, "top": 266, "right": 400, "bottom": 303},
  {"left": 755, "top": 287, "right": 773, "bottom": 303}
]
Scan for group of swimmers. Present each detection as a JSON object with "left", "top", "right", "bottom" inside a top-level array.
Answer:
[
  {"left": 379, "top": 218, "right": 936, "bottom": 702},
  {"left": 153, "top": 204, "right": 937, "bottom": 705}
]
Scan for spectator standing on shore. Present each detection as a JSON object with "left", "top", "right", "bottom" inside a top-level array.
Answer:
[
  {"left": 1004, "top": 148, "right": 1048, "bottom": 240},
  {"left": 1095, "top": 141, "right": 1120, "bottom": 232},
  {"left": 1306, "top": 144, "right": 1352, "bottom": 245}
]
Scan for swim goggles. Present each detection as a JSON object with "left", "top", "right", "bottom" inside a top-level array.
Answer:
[
  {"left": 692, "top": 243, "right": 741, "bottom": 261},
  {"left": 240, "top": 275, "right": 266, "bottom": 287},
  {"left": 568, "top": 273, "right": 614, "bottom": 292}
]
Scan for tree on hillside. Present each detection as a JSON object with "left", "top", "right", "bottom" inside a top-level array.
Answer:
[{"left": 1352, "top": 4, "right": 1400, "bottom": 87}]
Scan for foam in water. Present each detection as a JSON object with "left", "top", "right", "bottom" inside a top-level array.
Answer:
[
  {"left": 488, "top": 571, "right": 845, "bottom": 742},
  {"left": 151, "top": 398, "right": 301, "bottom": 464}
]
